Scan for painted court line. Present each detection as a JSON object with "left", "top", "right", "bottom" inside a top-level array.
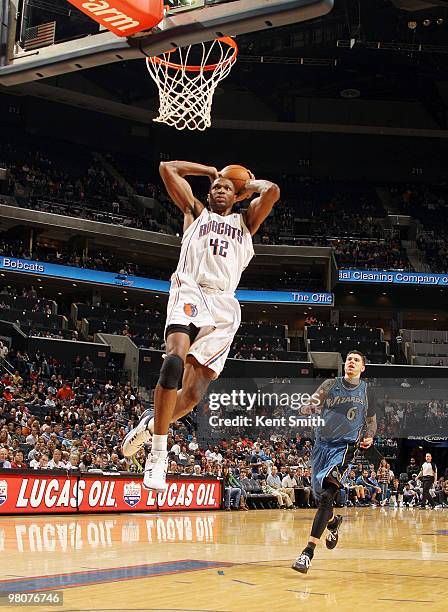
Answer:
[
  {"left": 0, "top": 560, "right": 231, "bottom": 593},
  {"left": 286, "top": 589, "right": 327, "bottom": 596},
  {"left": 316, "top": 568, "right": 448, "bottom": 580},
  {"left": 378, "top": 599, "right": 434, "bottom": 603}
]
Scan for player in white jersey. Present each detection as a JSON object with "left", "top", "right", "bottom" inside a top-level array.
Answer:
[{"left": 122, "top": 160, "right": 280, "bottom": 491}]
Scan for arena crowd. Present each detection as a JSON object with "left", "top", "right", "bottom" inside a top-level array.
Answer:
[{"left": 0, "top": 347, "right": 446, "bottom": 512}]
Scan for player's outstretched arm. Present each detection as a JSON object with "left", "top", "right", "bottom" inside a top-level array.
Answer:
[
  {"left": 159, "top": 161, "right": 218, "bottom": 230},
  {"left": 242, "top": 178, "right": 280, "bottom": 236}
]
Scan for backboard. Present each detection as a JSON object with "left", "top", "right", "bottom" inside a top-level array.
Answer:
[{"left": 0, "top": 0, "right": 333, "bottom": 85}]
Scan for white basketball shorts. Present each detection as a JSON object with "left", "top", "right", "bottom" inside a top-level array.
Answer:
[{"left": 164, "top": 272, "right": 240, "bottom": 377}]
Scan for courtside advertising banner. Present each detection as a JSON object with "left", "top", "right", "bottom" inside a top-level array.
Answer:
[
  {"left": 0, "top": 256, "right": 334, "bottom": 305},
  {"left": 339, "top": 268, "right": 448, "bottom": 286},
  {"left": 0, "top": 473, "right": 221, "bottom": 514}
]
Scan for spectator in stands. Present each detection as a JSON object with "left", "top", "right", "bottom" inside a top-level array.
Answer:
[
  {"left": 62, "top": 430, "right": 74, "bottom": 450},
  {"left": 369, "top": 469, "right": 383, "bottom": 499},
  {"left": 222, "top": 466, "right": 242, "bottom": 511},
  {"left": 294, "top": 467, "right": 311, "bottom": 508},
  {"left": 377, "top": 458, "right": 391, "bottom": 506},
  {"left": 407, "top": 457, "right": 418, "bottom": 480},
  {"left": 25, "top": 422, "right": 41, "bottom": 446},
  {"left": 389, "top": 478, "right": 403, "bottom": 507},
  {"left": 280, "top": 467, "right": 300, "bottom": 506},
  {"left": 267, "top": 466, "right": 294, "bottom": 507},
  {"left": 207, "top": 446, "right": 223, "bottom": 464},
  {"left": 228, "top": 469, "right": 249, "bottom": 511},
  {"left": 48, "top": 448, "right": 66, "bottom": 470},
  {"left": 170, "top": 438, "right": 181, "bottom": 456},
  {"left": 82, "top": 356, "right": 94, "bottom": 377},
  {"left": 57, "top": 383, "right": 74, "bottom": 402},
  {"left": 188, "top": 435, "right": 199, "bottom": 452},
  {"left": 45, "top": 393, "right": 56, "bottom": 410},
  {"left": 436, "top": 478, "right": 448, "bottom": 507},
  {"left": 168, "top": 460, "right": 179, "bottom": 474},
  {"left": 67, "top": 453, "right": 80, "bottom": 470},
  {"left": 12, "top": 371, "right": 23, "bottom": 386},
  {"left": 356, "top": 469, "right": 381, "bottom": 506},
  {"left": 0, "top": 447, "right": 11, "bottom": 468},
  {"left": 402, "top": 483, "right": 418, "bottom": 507},
  {"left": 37, "top": 453, "right": 50, "bottom": 469},
  {"left": 79, "top": 452, "right": 93, "bottom": 471},
  {"left": 249, "top": 444, "right": 271, "bottom": 476},
  {"left": 90, "top": 453, "right": 108, "bottom": 471},
  {"left": 10, "top": 449, "right": 27, "bottom": 469},
  {"left": 177, "top": 445, "right": 190, "bottom": 465},
  {"left": 29, "top": 452, "right": 41, "bottom": 469},
  {"left": 344, "top": 470, "right": 365, "bottom": 506},
  {"left": 260, "top": 479, "right": 291, "bottom": 509},
  {"left": 409, "top": 474, "right": 423, "bottom": 503}
]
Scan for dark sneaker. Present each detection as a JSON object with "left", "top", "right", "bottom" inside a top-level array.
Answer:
[
  {"left": 326, "top": 514, "right": 343, "bottom": 550},
  {"left": 291, "top": 553, "right": 312, "bottom": 574}
]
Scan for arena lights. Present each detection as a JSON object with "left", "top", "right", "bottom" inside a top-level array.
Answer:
[{"left": 408, "top": 18, "right": 444, "bottom": 30}]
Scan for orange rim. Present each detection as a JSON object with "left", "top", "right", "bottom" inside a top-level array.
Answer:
[{"left": 147, "top": 36, "right": 238, "bottom": 72}]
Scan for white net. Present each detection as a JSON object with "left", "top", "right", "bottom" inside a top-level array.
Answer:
[{"left": 146, "top": 38, "right": 237, "bottom": 131}]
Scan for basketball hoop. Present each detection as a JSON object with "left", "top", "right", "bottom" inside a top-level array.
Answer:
[{"left": 145, "top": 37, "right": 238, "bottom": 131}]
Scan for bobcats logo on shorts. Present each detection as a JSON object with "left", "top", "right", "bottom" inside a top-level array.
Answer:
[{"left": 183, "top": 303, "right": 198, "bottom": 317}]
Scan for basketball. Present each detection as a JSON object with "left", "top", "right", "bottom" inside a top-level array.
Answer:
[{"left": 220, "top": 164, "right": 252, "bottom": 195}]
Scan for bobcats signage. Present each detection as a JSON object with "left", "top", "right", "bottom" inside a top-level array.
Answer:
[
  {"left": 0, "top": 257, "right": 334, "bottom": 305},
  {"left": 0, "top": 473, "right": 221, "bottom": 514},
  {"left": 66, "top": 0, "right": 163, "bottom": 37}
]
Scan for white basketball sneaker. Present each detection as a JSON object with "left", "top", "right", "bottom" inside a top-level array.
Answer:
[
  {"left": 143, "top": 451, "right": 168, "bottom": 492},
  {"left": 141, "top": 452, "right": 157, "bottom": 484},
  {"left": 122, "top": 409, "right": 154, "bottom": 458}
]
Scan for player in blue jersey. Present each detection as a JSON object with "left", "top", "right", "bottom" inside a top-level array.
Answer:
[{"left": 292, "top": 350, "right": 377, "bottom": 574}]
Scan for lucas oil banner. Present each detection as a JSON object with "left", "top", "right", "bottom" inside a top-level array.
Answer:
[{"left": 0, "top": 472, "right": 221, "bottom": 514}]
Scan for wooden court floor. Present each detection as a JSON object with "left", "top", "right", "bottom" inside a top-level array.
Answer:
[{"left": 0, "top": 508, "right": 446, "bottom": 612}]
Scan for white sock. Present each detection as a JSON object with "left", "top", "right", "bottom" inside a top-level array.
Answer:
[
  {"left": 152, "top": 434, "right": 167, "bottom": 452},
  {"left": 147, "top": 417, "right": 155, "bottom": 434}
]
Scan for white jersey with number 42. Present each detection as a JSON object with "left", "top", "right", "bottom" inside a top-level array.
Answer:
[{"left": 175, "top": 208, "right": 255, "bottom": 293}]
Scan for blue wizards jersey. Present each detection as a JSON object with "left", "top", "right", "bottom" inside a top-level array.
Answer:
[{"left": 315, "top": 377, "right": 369, "bottom": 444}]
